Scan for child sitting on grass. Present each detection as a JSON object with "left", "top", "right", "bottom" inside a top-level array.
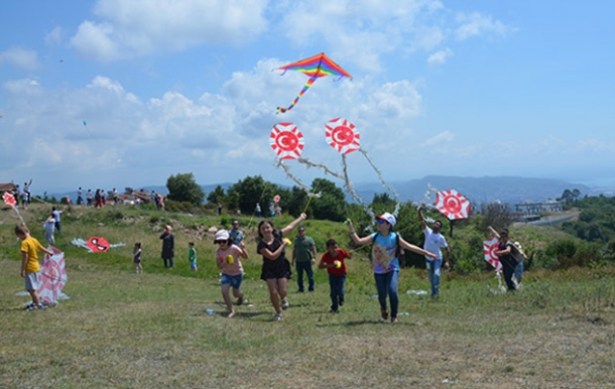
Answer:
[
  {"left": 214, "top": 230, "right": 248, "bottom": 318},
  {"left": 15, "top": 225, "right": 54, "bottom": 310},
  {"left": 318, "top": 239, "right": 351, "bottom": 313}
]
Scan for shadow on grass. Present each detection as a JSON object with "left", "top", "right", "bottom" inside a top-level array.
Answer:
[{"left": 314, "top": 318, "right": 420, "bottom": 327}]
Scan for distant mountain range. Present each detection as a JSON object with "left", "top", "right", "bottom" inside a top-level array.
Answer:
[
  {"left": 353, "top": 175, "right": 594, "bottom": 205},
  {"left": 48, "top": 176, "right": 607, "bottom": 206}
]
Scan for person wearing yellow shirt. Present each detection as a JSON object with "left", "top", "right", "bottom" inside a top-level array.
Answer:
[{"left": 15, "top": 225, "right": 53, "bottom": 310}]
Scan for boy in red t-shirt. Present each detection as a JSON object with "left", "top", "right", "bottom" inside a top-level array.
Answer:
[{"left": 318, "top": 239, "right": 351, "bottom": 313}]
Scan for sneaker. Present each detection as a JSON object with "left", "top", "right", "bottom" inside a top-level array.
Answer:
[
  {"left": 380, "top": 308, "right": 389, "bottom": 321},
  {"left": 339, "top": 296, "right": 344, "bottom": 306},
  {"left": 24, "top": 303, "right": 35, "bottom": 311},
  {"left": 329, "top": 308, "right": 339, "bottom": 314},
  {"left": 236, "top": 295, "right": 244, "bottom": 306},
  {"left": 281, "top": 299, "right": 289, "bottom": 310},
  {"left": 273, "top": 313, "right": 282, "bottom": 321},
  {"left": 390, "top": 317, "right": 398, "bottom": 323}
]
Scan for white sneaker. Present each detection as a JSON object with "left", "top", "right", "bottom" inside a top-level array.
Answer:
[
  {"left": 281, "top": 299, "right": 289, "bottom": 310},
  {"left": 273, "top": 313, "right": 282, "bottom": 321}
]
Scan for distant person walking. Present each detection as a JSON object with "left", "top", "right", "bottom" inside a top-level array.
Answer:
[
  {"left": 160, "top": 225, "right": 175, "bottom": 269},
  {"left": 418, "top": 206, "right": 450, "bottom": 298},
  {"left": 76, "top": 187, "right": 84, "bottom": 205},
  {"left": 188, "top": 242, "right": 198, "bottom": 271},
  {"left": 292, "top": 226, "right": 317, "bottom": 292},
  {"left": 43, "top": 214, "right": 56, "bottom": 245},
  {"left": 257, "top": 212, "right": 307, "bottom": 321},
  {"left": 52, "top": 207, "right": 63, "bottom": 233},
  {"left": 229, "top": 220, "right": 244, "bottom": 246},
  {"left": 133, "top": 242, "right": 143, "bottom": 274},
  {"left": 347, "top": 212, "right": 436, "bottom": 323}
]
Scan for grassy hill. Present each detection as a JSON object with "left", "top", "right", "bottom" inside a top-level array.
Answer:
[{"left": 1, "top": 204, "right": 614, "bottom": 388}]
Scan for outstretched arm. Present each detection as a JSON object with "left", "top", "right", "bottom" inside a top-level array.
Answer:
[
  {"left": 399, "top": 236, "right": 436, "bottom": 259},
  {"left": 347, "top": 220, "right": 373, "bottom": 246},
  {"left": 281, "top": 213, "right": 307, "bottom": 236},
  {"left": 487, "top": 226, "right": 500, "bottom": 239},
  {"left": 418, "top": 206, "right": 427, "bottom": 230}
]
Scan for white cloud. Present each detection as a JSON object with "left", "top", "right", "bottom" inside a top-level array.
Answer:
[
  {"left": 0, "top": 47, "right": 41, "bottom": 71},
  {"left": 70, "top": 0, "right": 268, "bottom": 61},
  {"left": 427, "top": 48, "right": 453, "bottom": 65},
  {"left": 421, "top": 130, "right": 454, "bottom": 147},
  {"left": 455, "top": 12, "right": 512, "bottom": 40},
  {"left": 45, "top": 27, "right": 64, "bottom": 46}
]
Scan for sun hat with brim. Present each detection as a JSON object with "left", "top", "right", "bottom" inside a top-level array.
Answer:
[
  {"left": 214, "top": 229, "right": 230, "bottom": 242},
  {"left": 375, "top": 212, "right": 396, "bottom": 227}
]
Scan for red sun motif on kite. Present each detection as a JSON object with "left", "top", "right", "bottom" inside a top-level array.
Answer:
[
  {"left": 483, "top": 237, "right": 502, "bottom": 270},
  {"left": 270, "top": 123, "right": 305, "bottom": 160},
  {"left": 435, "top": 189, "right": 471, "bottom": 220},
  {"left": 325, "top": 117, "right": 360, "bottom": 155},
  {"left": 3, "top": 192, "right": 16, "bottom": 207},
  {"left": 86, "top": 236, "right": 110, "bottom": 253}
]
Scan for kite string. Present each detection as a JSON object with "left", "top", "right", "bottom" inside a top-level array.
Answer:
[
  {"left": 358, "top": 148, "right": 401, "bottom": 216},
  {"left": 341, "top": 154, "right": 375, "bottom": 221},
  {"left": 296, "top": 157, "right": 345, "bottom": 180}
]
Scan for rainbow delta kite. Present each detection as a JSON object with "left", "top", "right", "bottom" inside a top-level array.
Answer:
[{"left": 276, "top": 53, "right": 351, "bottom": 114}]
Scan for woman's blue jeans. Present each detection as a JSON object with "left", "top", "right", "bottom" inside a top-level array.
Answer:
[{"left": 374, "top": 271, "right": 399, "bottom": 318}]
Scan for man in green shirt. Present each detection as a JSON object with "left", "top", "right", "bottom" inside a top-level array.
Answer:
[{"left": 292, "top": 226, "right": 317, "bottom": 292}]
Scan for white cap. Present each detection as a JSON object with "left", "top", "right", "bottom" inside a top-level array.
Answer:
[
  {"left": 376, "top": 212, "right": 396, "bottom": 227},
  {"left": 214, "top": 229, "right": 230, "bottom": 242}
]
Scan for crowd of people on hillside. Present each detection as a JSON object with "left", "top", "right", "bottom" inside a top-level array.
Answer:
[{"left": 10, "top": 186, "right": 525, "bottom": 320}]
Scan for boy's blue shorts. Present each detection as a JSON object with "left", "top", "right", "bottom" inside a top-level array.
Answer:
[{"left": 220, "top": 273, "right": 243, "bottom": 289}]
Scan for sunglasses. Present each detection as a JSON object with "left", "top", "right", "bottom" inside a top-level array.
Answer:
[{"left": 375, "top": 219, "right": 387, "bottom": 225}]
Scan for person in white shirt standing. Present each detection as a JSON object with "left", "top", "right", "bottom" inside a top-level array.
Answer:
[{"left": 418, "top": 206, "right": 450, "bottom": 298}]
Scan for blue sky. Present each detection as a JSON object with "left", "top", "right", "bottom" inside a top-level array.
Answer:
[{"left": 1, "top": 0, "right": 614, "bottom": 195}]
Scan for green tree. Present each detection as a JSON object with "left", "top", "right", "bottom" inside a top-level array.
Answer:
[
  {"left": 207, "top": 185, "right": 226, "bottom": 205},
  {"left": 166, "top": 173, "right": 205, "bottom": 205},
  {"left": 310, "top": 178, "right": 346, "bottom": 221},
  {"left": 227, "top": 176, "right": 276, "bottom": 215}
]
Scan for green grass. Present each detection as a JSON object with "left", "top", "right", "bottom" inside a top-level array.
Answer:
[{"left": 1, "top": 205, "right": 614, "bottom": 388}]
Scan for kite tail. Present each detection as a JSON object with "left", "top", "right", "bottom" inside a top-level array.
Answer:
[
  {"left": 12, "top": 207, "right": 26, "bottom": 226},
  {"left": 341, "top": 154, "right": 376, "bottom": 221},
  {"left": 276, "top": 76, "right": 317, "bottom": 114},
  {"left": 297, "top": 157, "right": 345, "bottom": 180},
  {"left": 277, "top": 159, "right": 311, "bottom": 192},
  {"left": 359, "top": 149, "right": 402, "bottom": 216}
]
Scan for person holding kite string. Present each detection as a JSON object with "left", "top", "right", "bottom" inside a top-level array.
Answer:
[
  {"left": 488, "top": 227, "right": 519, "bottom": 291},
  {"left": 418, "top": 206, "right": 450, "bottom": 298},
  {"left": 15, "top": 225, "right": 54, "bottom": 311},
  {"left": 257, "top": 212, "right": 307, "bottom": 321},
  {"left": 347, "top": 213, "right": 436, "bottom": 323}
]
